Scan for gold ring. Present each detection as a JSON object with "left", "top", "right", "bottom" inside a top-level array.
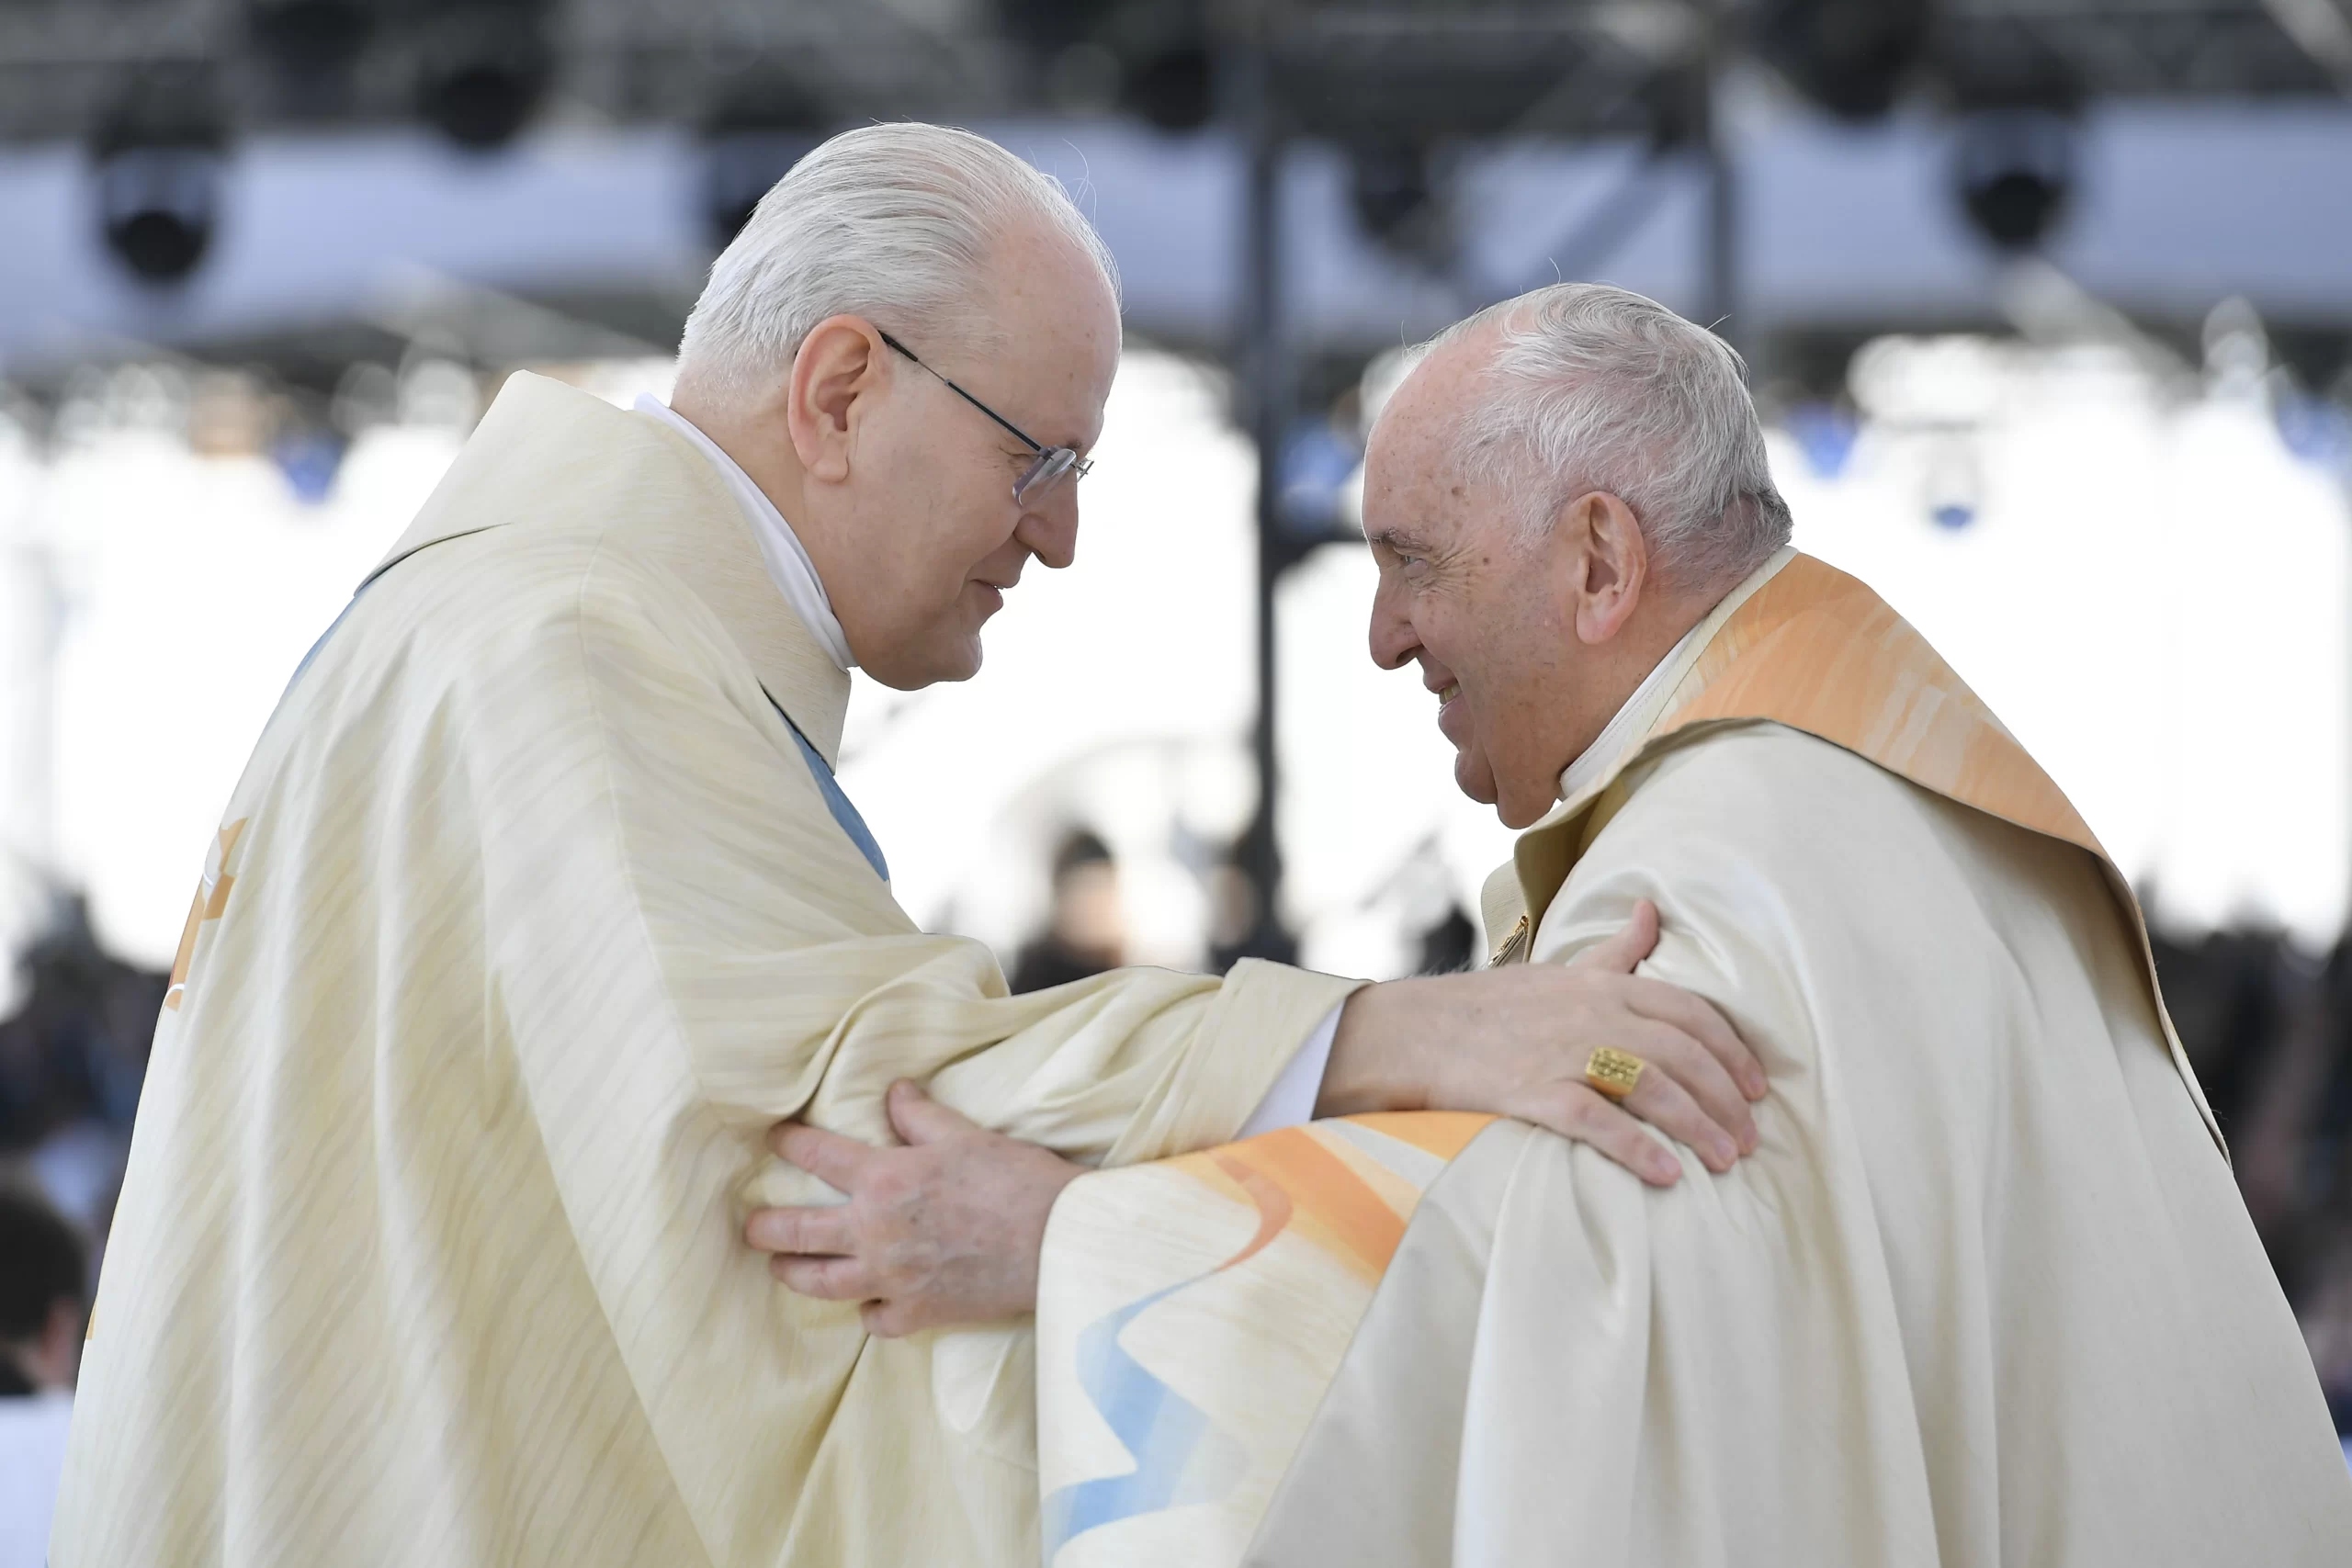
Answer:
[{"left": 1585, "top": 1046, "right": 1645, "bottom": 1101}]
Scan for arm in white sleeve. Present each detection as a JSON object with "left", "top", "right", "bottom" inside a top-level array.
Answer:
[{"left": 1234, "top": 1004, "right": 1341, "bottom": 1139}]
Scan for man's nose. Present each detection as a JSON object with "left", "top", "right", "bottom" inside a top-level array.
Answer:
[
  {"left": 1017, "top": 488, "right": 1080, "bottom": 570},
  {"left": 1368, "top": 581, "right": 1418, "bottom": 671}
]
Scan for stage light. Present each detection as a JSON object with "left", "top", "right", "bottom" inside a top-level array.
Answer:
[
  {"left": 414, "top": 0, "right": 552, "bottom": 153},
  {"left": 89, "top": 68, "right": 228, "bottom": 288},
  {"left": 246, "top": 0, "right": 372, "bottom": 118},
  {"left": 1122, "top": 40, "right": 1214, "bottom": 133},
  {"left": 997, "top": 0, "right": 1215, "bottom": 134},
  {"left": 1952, "top": 108, "right": 2075, "bottom": 252},
  {"left": 702, "top": 79, "right": 832, "bottom": 248},
  {"left": 1756, "top": 0, "right": 1935, "bottom": 122}
]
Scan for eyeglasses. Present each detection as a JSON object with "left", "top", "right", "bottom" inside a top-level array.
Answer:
[{"left": 877, "top": 329, "right": 1093, "bottom": 506}]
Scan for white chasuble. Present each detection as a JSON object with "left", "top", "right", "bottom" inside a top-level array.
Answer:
[
  {"left": 51, "top": 373, "right": 1360, "bottom": 1568},
  {"left": 1035, "top": 553, "right": 2352, "bottom": 1567}
]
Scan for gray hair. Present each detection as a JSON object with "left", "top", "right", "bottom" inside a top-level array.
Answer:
[
  {"left": 676, "top": 123, "right": 1121, "bottom": 401},
  {"left": 1427, "top": 283, "right": 1791, "bottom": 591}
]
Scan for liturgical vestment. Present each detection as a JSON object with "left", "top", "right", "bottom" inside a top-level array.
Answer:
[
  {"left": 1033, "top": 551, "right": 2352, "bottom": 1566},
  {"left": 49, "top": 373, "right": 1359, "bottom": 1568}
]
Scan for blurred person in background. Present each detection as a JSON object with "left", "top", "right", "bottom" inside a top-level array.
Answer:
[
  {"left": 786, "top": 283, "right": 2352, "bottom": 1563},
  {"left": 0, "top": 897, "right": 159, "bottom": 1239},
  {"left": 0, "top": 1186, "right": 84, "bottom": 1568},
  {"left": 1009, "top": 829, "right": 1125, "bottom": 993},
  {"left": 51, "top": 125, "right": 1770, "bottom": 1568}
]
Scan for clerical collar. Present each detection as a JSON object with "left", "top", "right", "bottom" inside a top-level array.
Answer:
[
  {"left": 1555, "top": 618, "right": 1713, "bottom": 804},
  {"left": 633, "top": 396, "right": 855, "bottom": 672}
]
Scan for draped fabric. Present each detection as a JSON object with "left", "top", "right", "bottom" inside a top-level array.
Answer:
[
  {"left": 1035, "top": 554, "right": 2352, "bottom": 1566},
  {"left": 51, "top": 373, "right": 1360, "bottom": 1568}
]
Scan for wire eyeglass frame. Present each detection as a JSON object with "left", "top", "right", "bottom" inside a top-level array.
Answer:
[{"left": 876, "top": 329, "right": 1092, "bottom": 505}]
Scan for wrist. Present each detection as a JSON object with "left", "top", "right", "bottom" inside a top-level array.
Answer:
[
  {"left": 1013, "top": 1149, "right": 1087, "bottom": 1308},
  {"left": 1318, "top": 979, "right": 1435, "bottom": 1117}
]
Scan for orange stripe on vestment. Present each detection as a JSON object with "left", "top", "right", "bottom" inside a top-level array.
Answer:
[{"left": 1215, "top": 1127, "right": 1412, "bottom": 1280}]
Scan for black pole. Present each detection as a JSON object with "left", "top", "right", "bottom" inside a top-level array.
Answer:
[
  {"left": 1232, "top": 30, "right": 1297, "bottom": 965},
  {"left": 1700, "top": 13, "right": 1740, "bottom": 357}
]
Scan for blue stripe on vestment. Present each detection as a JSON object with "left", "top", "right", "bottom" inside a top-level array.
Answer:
[{"left": 768, "top": 696, "right": 889, "bottom": 885}]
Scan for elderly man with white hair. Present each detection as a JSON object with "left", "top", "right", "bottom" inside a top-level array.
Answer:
[
  {"left": 49, "top": 130, "right": 1775, "bottom": 1568},
  {"left": 818, "top": 284, "right": 2352, "bottom": 1564}
]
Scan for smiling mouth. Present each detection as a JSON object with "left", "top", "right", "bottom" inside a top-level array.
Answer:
[{"left": 1438, "top": 682, "right": 1460, "bottom": 705}]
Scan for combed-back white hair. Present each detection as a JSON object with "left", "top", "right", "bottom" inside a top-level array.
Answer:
[
  {"left": 1427, "top": 282, "right": 1791, "bottom": 591},
  {"left": 676, "top": 123, "right": 1120, "bottom": 400}
]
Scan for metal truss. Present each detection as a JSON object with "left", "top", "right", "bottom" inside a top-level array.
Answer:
[{"left": 0, "top": 1, "right": 2341, "bottom": 146}]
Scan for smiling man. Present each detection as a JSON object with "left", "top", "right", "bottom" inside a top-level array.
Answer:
[
  {"left": 50, "top": 130, "right": 1769, "bottom": 1568},
  {"left": 1014, "top": 284, "right": 2352, "bottom": 1565}
]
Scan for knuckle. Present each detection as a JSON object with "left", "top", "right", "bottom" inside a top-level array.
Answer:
[{"left": 1561, "top": 1089, "right": 1610, "bottom": 1136}]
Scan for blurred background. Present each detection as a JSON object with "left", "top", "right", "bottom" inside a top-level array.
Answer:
[{"left": 4, "top": 0, "right": 2352, "bottom": 1472}]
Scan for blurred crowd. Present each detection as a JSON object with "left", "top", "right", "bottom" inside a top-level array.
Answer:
[{"left": 2153, "top": 927, "right": 2352, "bottom": 1434}]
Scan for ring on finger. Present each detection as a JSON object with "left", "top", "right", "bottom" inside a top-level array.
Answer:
[{"left": 1585, "top": 1045, "right": 1645, "bottom": 1101}]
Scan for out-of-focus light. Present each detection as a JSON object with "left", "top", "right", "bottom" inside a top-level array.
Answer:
[
  {"left": 702, "top": 79, "right": 831, "bottom": 248},
  {"left": 414, "top": 0, "right": 552, "bottom": 154},
  {"left": 1783, "top": 403, "right": 1859, "bottom": 480},
  {"left": 999, "top": 1, "right": 1215, "bottom": 134},
  {"left": 271, "top": 428, "right": 348, "bottom": 506},
  {"left": 1952, "top": 108, "right": 2076, "bottom": 253},
  {"left": 247, "top": 0, "right": 372, "bottom": 119},
  {"left": 89, "top": 68, "right": 228, "bottom": 288},
  {"left": 1123, "top": 41, "right": 1214, "bottom": 133},
  {"left": 1277, "top": 419, "right": 1363, "bottom": 535},
  {"left": 2278, "top": 395, "right": 2352, "bottom": 475},
  {"left": 1849, "top": 334, "right": 2007, "bottom": 424},
  {"left": 1756, "top": 0, "right": 1932, "bottom": 122}
]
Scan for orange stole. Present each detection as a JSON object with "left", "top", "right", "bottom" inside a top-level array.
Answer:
[
  {"left": 1167, "top": 1112, "right": 1495, "bottom": 1281},
  {"left": 1510, "top": 551, "right": 2219, "bottom": 1150}
]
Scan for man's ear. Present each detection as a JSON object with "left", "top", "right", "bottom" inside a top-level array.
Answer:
[
  {"left": 786, "top": 315, "right": 887, "bottom": 484},
  {"left": 1565, "top": 490, "right": 1649, "bottom": 646}
]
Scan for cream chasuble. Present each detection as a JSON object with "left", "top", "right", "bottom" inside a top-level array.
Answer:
[
  {"left": 51, "top": 372, "right": 1360, "bottom": 1568},
  {"left": 1035, "top": 552, "right": 2352, "bottom": 1566}
]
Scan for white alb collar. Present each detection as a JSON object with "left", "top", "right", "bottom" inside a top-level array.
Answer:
[{"left": 634, "top": 396, "right": 854, "bottom": 671}]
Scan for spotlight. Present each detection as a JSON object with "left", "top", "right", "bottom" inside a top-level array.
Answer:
[
  {"left": 1122, "top": 41, "right": 1214, "bottom": 133},
  {"left": 1952, "top": 109, "right": 2075, "bottom": 252},
  {"left": 414, "top": 0, "right": 552, "bottom": 153},
  {"left": 246, "top": 0, "right": 372, "bottom": 118},
  {"left": 1756, "top": 0, "right": 1934, "bottom": 122},
  {"left": 999, "top": 1, "right": 1215, "bottom": 133},
  {"left": 89, "top": 67, "right": 228, "bottom": 288},
  {"left": 703, "top": 79, "right": 831, "bottom": 247}
]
